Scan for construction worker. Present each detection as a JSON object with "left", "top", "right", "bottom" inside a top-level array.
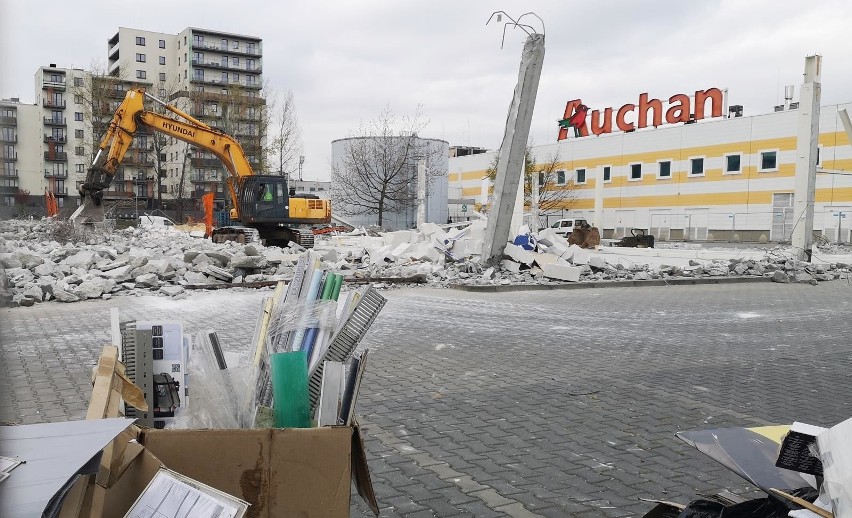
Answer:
[{"left": 260, "top": 184, "right": 273, "bottom": 202}]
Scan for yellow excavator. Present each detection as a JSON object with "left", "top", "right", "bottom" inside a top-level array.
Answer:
[{"left": 70, "top": 88, "right": 330, "bottom": 247}]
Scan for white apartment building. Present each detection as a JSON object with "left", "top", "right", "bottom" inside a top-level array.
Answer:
[
  {"left": 106, "top": 27, "right": 265, "bottom": 210},
  {"left": 289, "top": 179, "right": 331, "bottom": 199}
]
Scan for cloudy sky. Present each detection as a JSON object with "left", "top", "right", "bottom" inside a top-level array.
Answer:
[{"left": 2, "top": 1, "right": 852, "bottom": 180}]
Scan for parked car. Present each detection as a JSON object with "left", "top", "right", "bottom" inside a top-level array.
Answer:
[
  {"left": 138, "top": 215, "right": 177, "bottom": 229},
  {"left": 550, "top": 218, "right": 589, "bottom": 237}
]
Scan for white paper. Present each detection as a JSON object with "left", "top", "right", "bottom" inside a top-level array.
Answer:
[{"left": 125, "top": 469, "right": 244, "bottom": 518}]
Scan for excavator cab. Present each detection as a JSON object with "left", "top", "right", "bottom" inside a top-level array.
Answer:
[{"left": 237, "top": 175, "right": 291, "bottom": 224}]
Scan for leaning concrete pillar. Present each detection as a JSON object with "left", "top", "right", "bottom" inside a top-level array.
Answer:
[
  {"left": 791, "top": 55, "right": 821, "bottom": 262},
  {"left": 482, "top": 34, "right": 545, "bottom": 263}
]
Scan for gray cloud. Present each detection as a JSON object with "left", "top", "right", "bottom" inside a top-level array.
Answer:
[{"left": 2, "top": 0, "right": 852, "bottom": 180}]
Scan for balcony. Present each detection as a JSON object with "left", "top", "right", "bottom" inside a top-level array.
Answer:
[
  {"left": 190, "top": 173, "right": 222, "bottom": 183},
  {"left": 191, "top": 59, "right": 263, "bottom": 74},
  {"left": 2, "top": 152, "right": 17, "bottom": 161},
  {"left": 124, "top": 154, "right": 155, "bottom": 166},
  {"left": 42, "top": 79, "right": 66, "bottom": 90},
  {"left": 0, "top": 184, "right": 18, "bottom": 193},
  {"left": 44, "top": 151, "right": 68, "bottom": 161},
  {"left": 43, "top": 117, "right": 67, "bottom": 127},
  {"left": 189, "top": 76, "right": 262, "bottom": 90},
  {"left": 45, "top": 169, "right": 69, "bottom": 178},
  {"left": 0, "top": 116, "right": 16, "bottom": 126},
  {"left": 1, "top": 134, "right": 17, "bottom": 144},
  {"left": 0, "top": 168, "right": 17, "bottom": 177},
  {"left": 44, "top": 135, "right": 66, "bottom": 144},
  {"left": 42, "top": 99, "right": 67, "bottom": 109},
  {"left": 53, "top": 187, "right": 69, "bottom": 196},
  {"left": 190, "top": 156, "right": 222, "bottom": 168}
]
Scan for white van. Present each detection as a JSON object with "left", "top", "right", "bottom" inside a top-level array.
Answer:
[
  {"left": 550, "top": 218, "right": 589, "bottom": 237},
  {"left": 138, "top": 215, "right": 177, "bottom": 229}
]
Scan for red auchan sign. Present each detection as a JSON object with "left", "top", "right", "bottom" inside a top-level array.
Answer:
[{"left": 557, "top": 88, "right": 726, "bottom": 140}]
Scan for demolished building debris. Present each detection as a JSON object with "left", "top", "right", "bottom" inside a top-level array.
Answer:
[{"left": 1, "top": 218, "right": 851, "bottom": 307}]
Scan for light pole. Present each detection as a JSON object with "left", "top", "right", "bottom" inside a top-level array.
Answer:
[{"left": 298, "top": 155, "right": 305, "bottom": 181}]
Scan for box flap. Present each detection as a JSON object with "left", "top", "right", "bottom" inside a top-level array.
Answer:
[{"left": 351, "top": 423, "right": 379, "bottom": 516}]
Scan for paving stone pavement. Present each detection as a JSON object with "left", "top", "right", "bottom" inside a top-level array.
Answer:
[{"left": 1, "top": 282, "right": 850, "bottom": 517}]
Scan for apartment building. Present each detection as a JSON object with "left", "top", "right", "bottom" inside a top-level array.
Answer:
[{"left": 106, "top": 27, "right": 265, "bottom": 210}]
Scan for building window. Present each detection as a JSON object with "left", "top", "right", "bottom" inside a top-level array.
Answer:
[
  {"left": 74, "top": 112, "right": 83, "bottom": 121},
  {"left": 556, "top": 170, "right": 566, "bottom": 185},
  {"left": 247, "top": 42, "right": 255, "bottom": 54},
  {"left": 75, "top": 146, "right": 84, "bottom": 156},
  {"left": 232, "top": 57, "right": 239, "bottom": 67},
  {"left": 193, "top": 34, "right": 203, "bottom": 46},
  {"left": 232, "top": 73, "right": 239, "bottom": 83},
  {"left": 159, "top": 88, "right": 166, "bottom": 97},
  {"left": 658, "top": 160, "right": 671, "bottom": 178},
  {"left": 232, "top": 40, "right": 239, "bottom": 50},
  {"left": 136, "top": 70, "right": 146, "bottom": 79},
  {"left": 136, "top": 53, "right": 146, "bottom": 62},
  {"left": 603, "top": 166, "right": 611, "bottom": 183},
  {"left": 630, "top": 163, "right": 642, "bottom": 180},
  {"left": 74, "top": 94, "right": 82, "bottom": 103},
  {"left": 690, "top": 157, "right": 705, "bottom": 176},
  {"left": 247, "top": 59, "right": 255, "bottom": 71},
  {"left": 575, "top": 168, "right": 586, "bottom": 184},
  {"left": 184, "top": 69, "right": 187, "bottom": 79},
  {"left": 246, "top": 75, "right": 256, "bottom": 85},
  {"left": 76, "top": 164, "right": 84, "bottom": 173},
  {"left": 159, "top": 72, "right": 166, "bottom": 82},
  {"left": 221, "top": 72, "right": 228, "bottom": 83},
  {"left": 725, "top": 154, "right": 742, "bottom": 174},
  {"left": 135, "top": 36, "right": 145, "bottom": 46},
  {"left": 75, "top": 129, "right": 84, "bottom": 138},
  {"left": 760, "top": 150, "right": 778, "bottom": 172},
  {"left": 159, "top": 39, "right": 166, "bottom": 49},
  {"left": 159, "top": 56, "right": 166, "bottom": 65},
  {"left": 74, "top": 77, "right": 84, "bottom": 86}
]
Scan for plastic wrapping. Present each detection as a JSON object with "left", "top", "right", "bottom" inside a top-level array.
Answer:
[
  {"left": 169, "top": 331, "right": 252, "bottom": 429},
  {"left": 817, "top": 416, "right": 852, "bottom": 517}
]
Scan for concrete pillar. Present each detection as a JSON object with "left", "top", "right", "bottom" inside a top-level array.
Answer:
[
  {"left": 482, "top": 33, "right": 545, "bottom": 263},
  {"left": 593, "top": 166, "right": 604, "bottom": 227},
  {"left": 480, "top": 177, "right": 490, "bottom": 207},
  {"left": 416, "top": 159, "right": 427, "bottom": 228},
  {"left": 791, "top": 55, "right": 821, "bottom": 262}
]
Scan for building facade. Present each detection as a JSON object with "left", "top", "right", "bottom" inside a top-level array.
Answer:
[
  {"left": 289, "top": 179, "right": 331, "bottom": 199},
  {"left": 448, "top": 101, "right": 852, "bottom": 243}
]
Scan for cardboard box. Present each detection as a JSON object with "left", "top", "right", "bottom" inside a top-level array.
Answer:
[{"left": 66, "top": 425, "right": 377, "bottom": 518}]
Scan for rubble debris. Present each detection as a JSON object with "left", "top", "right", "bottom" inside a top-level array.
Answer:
[{"left": 1, "top": 218, "right": 850, "bottom": 306}]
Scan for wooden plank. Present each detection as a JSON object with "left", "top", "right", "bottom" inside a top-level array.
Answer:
[
  {"left": 86, "top": 346, "right": 119, "bottom": 420},
  {"left": 769, "top": 488, "right": 833, "bottom": 518}
]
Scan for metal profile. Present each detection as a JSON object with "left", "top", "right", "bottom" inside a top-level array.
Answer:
[
  {"left": 309, "top": 285, "right": 385, "bottom": 413},
  {"left": 120, "top": 322, "right": 154, "bottom": 428}
]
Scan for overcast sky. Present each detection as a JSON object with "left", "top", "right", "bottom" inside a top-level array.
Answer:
[{"left": 2, "top": 1, "right": 852, "bottom": 180}]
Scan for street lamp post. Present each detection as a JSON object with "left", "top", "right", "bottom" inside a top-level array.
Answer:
[{"left": 298, "top": 155, "right": 304, "bottom": 181}]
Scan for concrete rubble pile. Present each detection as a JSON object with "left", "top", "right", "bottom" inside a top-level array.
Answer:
[
  {"left": 323, "top": 221, "right": 851, "bottom": 288},
  {"left": 2, "top": 218, "right": 849, "bottom": 307},
  {"left": 0, "top": 219, "right": 305, "bottom": 307}
]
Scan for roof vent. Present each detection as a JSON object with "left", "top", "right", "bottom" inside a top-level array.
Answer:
[{"left": 49, "top": 63, "right": 57, "bottom": 68}]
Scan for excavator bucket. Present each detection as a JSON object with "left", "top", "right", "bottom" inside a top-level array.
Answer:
[{"left": 69, "top": 192, "right": 106, "bottom": 226}]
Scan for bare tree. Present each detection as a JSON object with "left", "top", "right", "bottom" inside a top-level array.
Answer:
[
  {"left": 485, "top": 143, "right": 578, "bottom": 215},
  {"left": 269, "top": 89, "right": 302, "bottom": 177},
  {"left": 332, "top": 105, "right": 440, "bottom": 227}
]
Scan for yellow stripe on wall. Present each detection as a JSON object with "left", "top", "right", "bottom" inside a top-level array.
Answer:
[{"left": 553, "top": 186, "right": 852, "bottom": 210}]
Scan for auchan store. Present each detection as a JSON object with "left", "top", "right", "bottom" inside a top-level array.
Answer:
[{"left": 447, "top": 86, "right": 852, "bottom": 243}]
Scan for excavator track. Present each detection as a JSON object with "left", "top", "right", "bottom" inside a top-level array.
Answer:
[{"left": 211, "top": 226, "right": 262, "bottom": 244}]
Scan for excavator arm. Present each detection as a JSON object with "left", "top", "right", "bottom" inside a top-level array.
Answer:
[{"left": 72, "top": 88, "right": 253, "bottom": 223}]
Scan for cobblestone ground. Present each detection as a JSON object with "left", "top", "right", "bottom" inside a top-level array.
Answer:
[{"left": 1, "top": 282, "right": 850, "bottom": 517}]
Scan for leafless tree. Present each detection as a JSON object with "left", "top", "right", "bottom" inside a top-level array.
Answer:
[
  {"left": 485, "top": 143, "right": 578, "bottom": 215},
  {"left": 534, "top": 150, "right": 579, "bottom": 216},
  {"left": 332, "top": 105, "right": 441, "bottom": 227},
  {"left": 269, "top": 89, "right": 302, "bottom": 177}
]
